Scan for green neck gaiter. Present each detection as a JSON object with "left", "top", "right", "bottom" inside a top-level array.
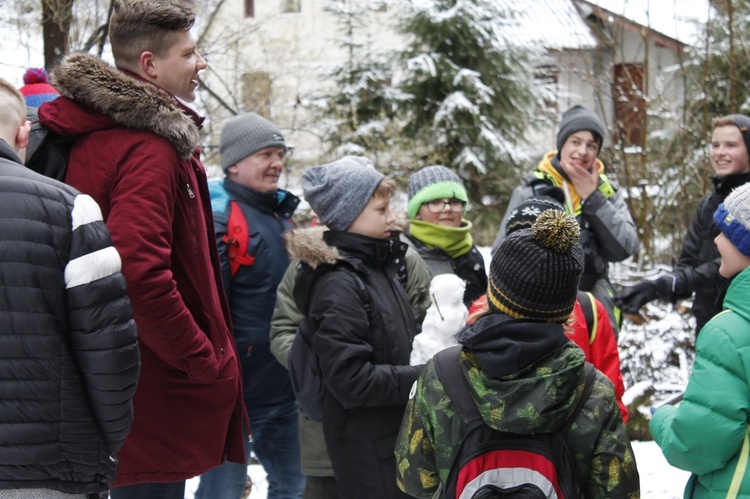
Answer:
[{"left": 409, "top": 219, "right": 473, "bottom": 258}]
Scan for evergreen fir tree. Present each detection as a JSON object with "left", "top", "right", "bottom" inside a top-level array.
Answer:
[
  {"left": 394, "top": 0, "right": 541, "bottom": 241},
  {"left": 304, "top": 0, "right": 415, "bottom": 175}
]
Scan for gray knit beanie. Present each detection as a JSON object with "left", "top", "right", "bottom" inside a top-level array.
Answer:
[
  {"left": 220, "top": 112, "right": 286, "bottom": 171},
  {"left": 556, "top": 105, "right": 607, "bottom": 155},
  {"left": 302, "top": 156, "right": 384, "bottom": 231},
  {"left": 407, "top": 165, "right": 468, "bottom": 219},
  {"left": 722, "top": 114, "right": 750, "bottom": 159}
]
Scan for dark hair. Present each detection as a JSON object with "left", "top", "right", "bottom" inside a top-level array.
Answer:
[{"left": 109, "top": 0, "right": 196, "bottom": 71}]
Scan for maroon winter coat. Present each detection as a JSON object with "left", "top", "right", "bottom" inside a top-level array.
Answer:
[{"left": 39, "top": 54, "right": 247, "bottom": 486}]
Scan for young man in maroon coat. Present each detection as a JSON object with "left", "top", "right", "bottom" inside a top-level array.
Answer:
[{"left": 38, "top": 1, "right": 247, "bottom": 497}]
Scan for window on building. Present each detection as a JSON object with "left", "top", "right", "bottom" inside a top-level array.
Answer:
[
  {"left": 242, "top": 72, "right": 271, "bottom": 116},
  {"left": 613, "top": 63, "right": 646, "bottom": 148},
  {"left": 245, "top": 0, "right": 254, "bottom": 18},
  {"left": 282, "top": 0, "right": 301, "bottom": 13},
  {"left": 534, "top": 64, "right": 559, "bottom": 114}
]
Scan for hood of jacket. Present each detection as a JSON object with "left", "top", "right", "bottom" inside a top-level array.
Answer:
[
  {"left": 41, "top": 53, "right": 200, "bottom": 160},
  {"left": 454, "top": 314, "right": 586, "bottom": 433},
  {"left": 711, "top": 171, "right": 750, "bottom": 200},
  {"left": 287, "top": 228, "right": 409, "bottom": 314},
  {"left": 286, "top": 226, "right": 341, "bottom": 270}
]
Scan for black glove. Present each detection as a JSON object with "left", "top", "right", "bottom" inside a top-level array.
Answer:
[
  {"left": 615, "top": 275, "right": 678, "bottom": 314},
  {"left": 653, "top": 274, "right": 677, "bottom": 302},
  {"left": 615, "top": 281, "right": 658, "bottom": 314}
]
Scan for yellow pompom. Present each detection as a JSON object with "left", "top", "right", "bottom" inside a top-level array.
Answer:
[{"left": 532, "top": 210, "right": 580, "bottom": 253}]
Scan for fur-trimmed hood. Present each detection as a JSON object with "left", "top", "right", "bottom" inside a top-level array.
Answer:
[
  {"left": 285, "top": 226, "right": 341, "bottom": 269},
  {"left": 45, "top": 53, "right": 200, "bottom": 159}
]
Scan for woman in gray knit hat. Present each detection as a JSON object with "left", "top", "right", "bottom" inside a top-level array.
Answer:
[
  {"left": 402, "top": 164, "right": 487, "bottom": 307},
  {"left": 492, "top": 104, "right": 639, "bottom": 334}
]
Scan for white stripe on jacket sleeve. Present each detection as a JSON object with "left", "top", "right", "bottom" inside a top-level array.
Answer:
[{"left": 65, "top": 194, "right": 122, "bottom": 288}]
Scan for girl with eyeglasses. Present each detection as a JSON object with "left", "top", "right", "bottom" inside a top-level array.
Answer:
[{"left": 402, "top": 165, "right": 487, "bottom": 307}]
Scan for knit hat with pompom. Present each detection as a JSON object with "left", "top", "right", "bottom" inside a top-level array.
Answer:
[
  {"left": 487, "top": 210, "right": 584, "bottom": 323},
  {"left": 713, "top": 182, "right": 750, "bottom": 258},
  {"left": 18, "top": 68, "right": 59, "bottom": 108}
]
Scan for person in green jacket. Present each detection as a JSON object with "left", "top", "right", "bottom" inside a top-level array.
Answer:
[{"left": 651, "top": 182, "right": 750, "bottom": 498}]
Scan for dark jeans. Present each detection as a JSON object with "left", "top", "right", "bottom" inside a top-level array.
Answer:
[
  {"left": 302, "top": 476, "right": 338, "bottom": 499},
  {"left": 109, "top": 481, "right": 185, "bottom": 499}
]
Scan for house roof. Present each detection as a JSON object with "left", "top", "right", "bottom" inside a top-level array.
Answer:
[
  {"left": 498, "top": 0, "right": 708, "bottom": 53},
  {"left": 502, "top": 0, "right": 600, "bottom": 51},
  {"left": 579, "top": 0, "right": 710, "bottom": 47}
]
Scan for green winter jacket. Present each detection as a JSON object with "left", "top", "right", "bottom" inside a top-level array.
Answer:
[
  {"left": 395, "top": 314, "right": 639, "bottom": 498},
  {"left": 269, "top": 233, "right": 431, "bottom": 476},
  {"left": 650, "top": 266, "right": 750, "bottom": 498}
]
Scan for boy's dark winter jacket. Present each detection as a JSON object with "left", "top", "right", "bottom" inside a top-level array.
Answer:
[
  {"left": 0, "top": 141, "right": 139, "bottom": 494},
  {"left": 287, "top": 228, "right": 421, "bottom": 499}
]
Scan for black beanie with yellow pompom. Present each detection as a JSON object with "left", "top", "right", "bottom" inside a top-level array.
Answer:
[{"left": 486, "top": 210, "right": 584, "bottom": 323}]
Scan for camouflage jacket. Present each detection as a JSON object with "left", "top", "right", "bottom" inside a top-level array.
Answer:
[{"left": 395, "top": 314, "right": 640, "bottom": 498}]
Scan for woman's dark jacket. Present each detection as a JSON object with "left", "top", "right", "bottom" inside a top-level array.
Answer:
[{"left": 400, "top": 230, "right": 487, "bottom": 307}]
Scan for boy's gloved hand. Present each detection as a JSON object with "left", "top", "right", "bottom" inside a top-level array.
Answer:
[{"left": 615, "top": 275, "right": 677, "bottom": 314}]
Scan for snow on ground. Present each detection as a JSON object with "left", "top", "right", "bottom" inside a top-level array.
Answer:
[
  {"left": 184, "top": 442, "right": 691, "bottom": 498},
  {"left": 181, "top": 249, "right": 694, "bottom": 498}
]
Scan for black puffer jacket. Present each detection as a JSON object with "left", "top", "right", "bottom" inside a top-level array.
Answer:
[
  {"left": 0, "top": 141, "right": 139, "bottom": 495},
  {"left": 673, "top": 172, "right": 750, "bottom": 332},
  {"left": 287, "top": 228, "right": 421, "bottom": 499}
]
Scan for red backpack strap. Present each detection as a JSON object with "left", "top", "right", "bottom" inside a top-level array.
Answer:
[{"left": 222, "top": 200, "right": 255, "bottom": 277}]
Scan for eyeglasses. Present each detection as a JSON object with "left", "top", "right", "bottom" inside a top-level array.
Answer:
[{"left": 424, "top": 198, "right": 466, "bottom": 214}]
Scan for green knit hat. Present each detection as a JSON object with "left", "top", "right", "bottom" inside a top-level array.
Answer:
[{"left": 407, "top": 165, "right": 468, "bottom": 219}]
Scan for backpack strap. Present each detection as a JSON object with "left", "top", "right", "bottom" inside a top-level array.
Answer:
[
  {"left": 560, "top": 363, "right": 597, "bottom": 434},
  {"left": 433, "top": 346, "right": 483, "bottom": 427},
  {"left": 349, "top": 272, "right": 372, "bottom": 315},
  {"left": 577, "top": 291, "right": 598, "bottom": 345},
  {"left": 223, "top": 200, "right": 255, "bottom": 278}
]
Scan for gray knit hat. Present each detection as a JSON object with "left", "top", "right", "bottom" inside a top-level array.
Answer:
[
  {"left": 722, "top": 114, "right": 750, "bottom": 159},
  {"left": 302, "top": 156, "right": 384, "bottom": 231},
  {"left": 220, "top": 112, "right": 286, "bottom": 171},
  {"left": 556, "top": 105, "right": 607, "bottom": 155},
  {"left": 407, "top": 165, "right": 468, "bottom": 219}
]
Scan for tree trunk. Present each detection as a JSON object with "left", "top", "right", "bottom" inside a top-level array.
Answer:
[{"left": 42, "top": 0, "right": 74, "bottom": 69}]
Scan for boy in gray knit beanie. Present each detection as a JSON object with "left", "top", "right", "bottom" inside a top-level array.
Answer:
[
  {"left": 286, "top": 158, "right": 420, "bottom": 498},
  {"left": 302, "top": 156, "right": 385, "bottom": 231}
]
